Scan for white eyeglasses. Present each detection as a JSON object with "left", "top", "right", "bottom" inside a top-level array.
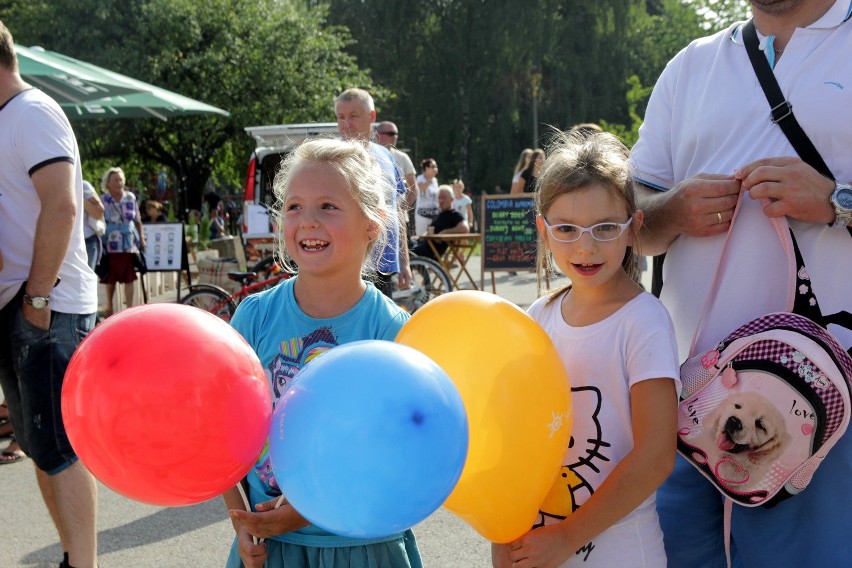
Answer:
[{"left": 542, "top": 217, "right": 633, "bottom": 243}]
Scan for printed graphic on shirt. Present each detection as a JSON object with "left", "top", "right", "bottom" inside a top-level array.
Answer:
[
  {"left": 268, "top": 326, "right": 337, "bottom": 401},
  {"left": 255, "top": 325, "right": 339, "bottom": 495},
  {"left": 535, "top": 386, "right": 610, "bottom": 562}
]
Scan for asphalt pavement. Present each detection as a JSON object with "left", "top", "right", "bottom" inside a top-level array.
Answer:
[{"left": 1, "top": 258, "right": 650, "bottom": 567}]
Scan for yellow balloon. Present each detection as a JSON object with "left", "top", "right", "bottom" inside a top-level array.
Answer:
[{"left": 396, "top": 291, "right": 572, "bottom": 543}]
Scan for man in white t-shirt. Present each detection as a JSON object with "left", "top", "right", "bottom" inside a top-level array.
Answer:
[
  {"left": 0, "top": 21, "right": 99, "bottom": 568},
  {"left": 630, "top": 1, "right": 852, "bottom": 566}
]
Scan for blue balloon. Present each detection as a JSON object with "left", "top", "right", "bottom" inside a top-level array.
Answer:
[{"left": 268, "top": 340, "right": 469, "bottom": 538}]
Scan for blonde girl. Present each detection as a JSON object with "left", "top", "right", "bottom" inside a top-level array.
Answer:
[
  {"left": 223, "top": 138, "right": 421, "bottom": 568},
  {"left": 495, "top": 132, "right": 679, "bottom": 568}
]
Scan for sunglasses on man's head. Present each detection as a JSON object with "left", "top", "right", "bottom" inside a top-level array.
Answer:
[{"left": 378, "top": 131, "right": 398, "bottom": 136}]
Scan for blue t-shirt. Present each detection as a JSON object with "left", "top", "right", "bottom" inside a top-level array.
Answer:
[
  {"left": 231, "top": 277, "right": 409, "bottom": 546},
  {"left": 370, "top": 142, "right": 407, "bottom": 274}
]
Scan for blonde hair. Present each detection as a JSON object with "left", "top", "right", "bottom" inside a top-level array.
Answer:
[
  {"left": 101, "top": 166, "right": 125, "bottom": 192},
  {"left": 536, "top": 130, "right": 641, "bottom": 301},
  {"left": 513, "top": 148, "right": 533, "bottom": 175},
  {"left": 271, "top": 138, "right": 393, "bottom": 277}
]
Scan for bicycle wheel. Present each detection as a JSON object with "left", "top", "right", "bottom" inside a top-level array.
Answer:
[
  {"left": 395, "top": 256, "right": 453, "bottom": 313},
  {"left": 179, "top": 285, "right": 238, "bottom": 322}
]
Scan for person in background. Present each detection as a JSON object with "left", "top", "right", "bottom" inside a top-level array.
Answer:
[
  {"left": 376, "top": 120, "right": 417, "bottom": 209},
  {"left": 411, "top": 185, "right": 470, "bottom": 262},
  {"left": 334, "top": 87, "right": 412, "bottom": 296},
  {"left": 0, "top": 20, "right": 99, "bottom": 567},
  {"left": 81, "top": 180, "right": 105, "bottom": 271},
  {"left": 511, "top": 149, "right": 545, "bottom": 194},
  {"left": 209, "top": 200, "right": 227, "bottom": 239},
  {"left": 452, "top": 179, "right": 474, "bottom": 227},
  {"left": 414, "top": 158, "right": 440, "bottom": 235},
  {"left": 222, "top": 138, "right": 422, "bottom": 568},
  {"left": 145, "top": 200, "right": 167, "bottom": 223},
  {"left": 629, "top": 1, "right": 852, "bottom": 565},
  {"left": 495, "top": 131, "right": 678, "bottom": 568},
  {"left": 100, "top": 166, "right": 145, "bottom": 316},
  {"left": 511, "top": 148, "right": 533, "bottom": 187}
]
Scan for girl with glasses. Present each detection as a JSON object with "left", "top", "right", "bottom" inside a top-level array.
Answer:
[{"left": 494, "top": 132, "right": 679, "bottom": 568}]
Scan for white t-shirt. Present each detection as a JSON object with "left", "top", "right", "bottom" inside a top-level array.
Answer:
[
  {"left": 453, "top": 193, "right": 472, "bottom": 222},
  {"left": 527, "top": 292, "right": 680, "bottom": 567},
  {"left": 630, "top": 7, "right": 852, "bottom": 361},
  {"left": 0, "top": 89, "right": 97, "bottom": 313},
  {"left": 389, "top": 147, "right": 416, "bottom": 178},
  {"left": 414, "top": 174, "right": 439, "bottom": 236}
]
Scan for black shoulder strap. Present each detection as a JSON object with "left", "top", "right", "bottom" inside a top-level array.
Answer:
[{"left": 742, "top": 20, "right": 834, "bottom": 180}]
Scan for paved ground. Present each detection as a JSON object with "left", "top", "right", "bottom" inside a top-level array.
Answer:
[{"left": 0, "top": 257, "right": 651, "bottom": 567}]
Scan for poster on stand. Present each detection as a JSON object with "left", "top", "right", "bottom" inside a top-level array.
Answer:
[{"left": 140, "top": 222, "right": 184, "bottom": 272}]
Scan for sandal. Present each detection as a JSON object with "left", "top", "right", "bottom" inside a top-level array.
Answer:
[{"left": 0, "top": 436, "right": 26, "bottom": 465}]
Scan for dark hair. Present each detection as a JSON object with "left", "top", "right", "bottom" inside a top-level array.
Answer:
[{"left": 421, "top": 158, "right": 436, "bottom": 170}]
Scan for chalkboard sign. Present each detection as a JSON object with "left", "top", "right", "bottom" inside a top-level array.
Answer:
[{"left": 480, "top": 195, "right": 537, "bottom": 271}]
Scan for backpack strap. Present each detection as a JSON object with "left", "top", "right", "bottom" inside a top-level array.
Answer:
[{"left": 742, "top": 20, "right": 833, "bottom": 179}]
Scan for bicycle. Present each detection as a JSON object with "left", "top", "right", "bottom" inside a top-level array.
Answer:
[
  {"left": 178, "top": 256, "right": 292, "bottom": 322},
  {"left": 393, "top": 255, "right": 453, "bottom": 313},
  {"left": 179, "top": 254, "right": 452, "bottom": 320}
]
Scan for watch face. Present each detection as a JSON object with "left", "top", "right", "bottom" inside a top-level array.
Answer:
[
  {"left": 836, "top": 187, "right": 852, "bottom": 209},
  {"left": 27, "top": 296, "right": 49, "bottom": 309}
]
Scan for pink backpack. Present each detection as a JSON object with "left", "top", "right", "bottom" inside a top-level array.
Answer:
[{"left": 676, "top": 198, "right": 852, "bottom": 508}]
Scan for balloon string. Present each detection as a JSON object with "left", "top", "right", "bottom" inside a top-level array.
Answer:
[
  {"left": 235, "top": 482, "right": 260, "bottom": 545},
  {"left": 235, "top": 483, "right": 287, "bottom": 546}
]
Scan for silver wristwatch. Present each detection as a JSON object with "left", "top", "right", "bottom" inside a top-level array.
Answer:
[
  {"left": 830, "top": 181, "right": 852, "bottom": 229},
  {"left": 23, "top": 294, "right": 50, "bottom": 310}
]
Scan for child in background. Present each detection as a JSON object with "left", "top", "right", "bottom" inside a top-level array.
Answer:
[
  {"left": 494, "top": 132, "right": 679, "bottom": 568},
  {"left": 223, "top": 139, "right": 422, "bottom": 568},
  {"left": 451, "top": 178, "right": 474, "bottom": 226}
]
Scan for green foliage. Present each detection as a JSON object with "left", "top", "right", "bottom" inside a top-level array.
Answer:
[
  {"left": 599, "top": 75, "right": 653, "bottom": 148},
  {"left": 3, "top": 0, "right": 374, "bottom": 215},
  {"left": 1, "top": 0, "right": 733, "bottom": 205}
]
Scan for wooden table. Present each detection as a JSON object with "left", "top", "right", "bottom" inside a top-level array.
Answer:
[{"left": 417, "top": 233, "right": 481, "bottom": 290}]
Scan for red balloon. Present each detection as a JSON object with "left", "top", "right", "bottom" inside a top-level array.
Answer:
[{"left": 62, "top": 303, "right": 271, "bottom": 506}]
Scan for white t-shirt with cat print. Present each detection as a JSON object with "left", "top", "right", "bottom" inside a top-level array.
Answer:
[{"left": 527, "top": 291, "right": 680, "bottom": 567}]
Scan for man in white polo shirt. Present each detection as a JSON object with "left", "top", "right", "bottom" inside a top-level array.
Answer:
[
  {"left": 630, "top": 1, "right": 852, "bottom": 566},
  {"left": 0, "top": 21, "right": 99, "bottom": 568}
]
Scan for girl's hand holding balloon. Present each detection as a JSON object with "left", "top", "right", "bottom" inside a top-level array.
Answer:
[
  {"left": 234, "top": 528, "right": 266, "bottom": 568},
  {"left": 490, "top": 542, "right": 512, "bottom": 568},
  {"left": 229, "top": 497, "right": 310, "bottom": 540},
  {"left": 504, "top": 524, "right": 574, "bottom": 568}
]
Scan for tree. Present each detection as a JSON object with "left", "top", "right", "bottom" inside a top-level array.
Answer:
[{"left": 3, "top": 0, "right": 376, "bottom": 214}]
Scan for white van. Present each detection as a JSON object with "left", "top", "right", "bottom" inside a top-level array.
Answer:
[{"left": 241, "top": 123, "right": 340, "bottom": 261}]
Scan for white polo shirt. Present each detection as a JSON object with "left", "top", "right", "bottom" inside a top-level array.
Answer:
[{"left": 630, "top": 1, "right": 852, "bottom": 360}]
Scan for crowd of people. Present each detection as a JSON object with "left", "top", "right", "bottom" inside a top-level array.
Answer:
[{"left": 3, "top": 2, "right": 852, "bottom": 566}]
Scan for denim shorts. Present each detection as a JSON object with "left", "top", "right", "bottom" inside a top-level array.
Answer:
[{"left": 0, "top": 286, "right": 95, "bottom": 474}]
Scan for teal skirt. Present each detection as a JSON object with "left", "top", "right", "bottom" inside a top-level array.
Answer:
[{"left": 225, "top": 529, "right": 422, "bottom": 568}]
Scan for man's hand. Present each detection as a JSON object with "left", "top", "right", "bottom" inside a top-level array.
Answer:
[
  {"left": 637, "top": 174, "right": 741, "bottom": 255},
  {"left": 735, "top": 157, "right": 835, "bottom": 224},
  {"left": 22, "top": 303, "right": 50, "bottom": 330},
  {"left": 397, "top": 262, "right": 412, "bottom": 290}
]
